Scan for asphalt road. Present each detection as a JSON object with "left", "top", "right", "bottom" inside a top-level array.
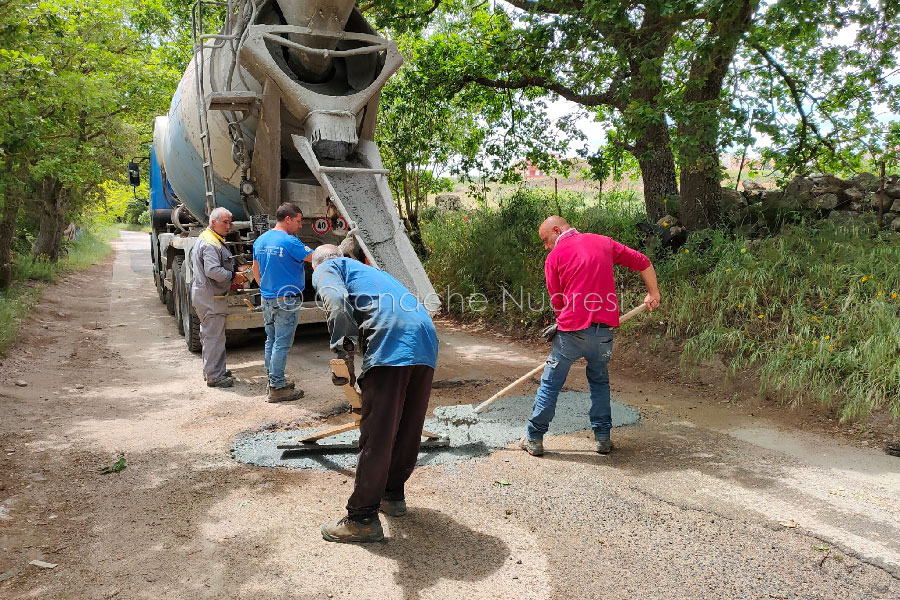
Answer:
[{"left": 0, "top": 230, "right": 898, "bottom": 599}]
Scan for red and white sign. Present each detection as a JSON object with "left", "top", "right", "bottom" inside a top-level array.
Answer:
[
  {"left": 313, "top": 218, "right": 331, "bottom": 234},
  {"left": 335, "top": 216, "right": 348, "bottom": 231}
]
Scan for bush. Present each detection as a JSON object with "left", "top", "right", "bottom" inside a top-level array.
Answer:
[{"left": 420, "top": 189, "right": 900, "bottom": 420}]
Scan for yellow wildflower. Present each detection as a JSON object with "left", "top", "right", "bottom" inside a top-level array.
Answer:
[
  {"left": 877, "top": 291, "right": 883, "bottom": 297},
  {"left": 737, "top": 303, "right": 743, "bottom": 308},
  {"left": 861, "top": 276, "right": 868, "bottom": 282},
  {"left": 757, "top": 314, "right": 764, "bottom": 319},
  {"left": 741, "top": 248, "right": 747, "bottom": 254},
  {"left": 892, "top": 293, "right": 898, "bottom": 299},
  {"left": 824, "top": 335, "right": 830, "bottom": 340},
  {"left": 662, "top": 221, "right": 668, "bottom": 227},
  {"left": 684, "top": 249, "right": 690, "bottom": 254}
]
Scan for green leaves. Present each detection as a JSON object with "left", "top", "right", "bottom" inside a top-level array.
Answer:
[
  {"left": 99, "top": 456, "right": 127, "bottom": 474},
  {"left": 0, "top": 0, "right": 178, "bottom": 236}
]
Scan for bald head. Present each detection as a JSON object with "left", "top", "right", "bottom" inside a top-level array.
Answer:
[{"left": 538, "top": 216, "right": 571, "bottom": 250}]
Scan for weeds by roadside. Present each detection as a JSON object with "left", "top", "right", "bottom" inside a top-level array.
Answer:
[
  {"left": 421, "top": 189, "right": 900, "bottom": 420},
  {"left": 0, "top": 225, "right": 126, "bottom": 354}
]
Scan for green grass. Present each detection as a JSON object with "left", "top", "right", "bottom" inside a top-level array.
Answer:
[
  {"left": 420, "top": 189, "right": 900, "bottom": 420},
  {"left": 0, "top": 224, "right": 121, "bottom": 355},
  {"left": 0, "top": 284, "right": 43, "bottom": 353}
]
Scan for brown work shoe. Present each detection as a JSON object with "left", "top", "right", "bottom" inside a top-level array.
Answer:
[
  {"left": 519, "top": 435, "right": 544, "bottom": 456},
  {"left": 321, "top": 516, "right": 384, "bottom": 543},
  {"left": 267, "top": 386, "right": 303, "bottom": 403},
  {"left": 380, "top": 499, "right": 407, "bottom": 517}
]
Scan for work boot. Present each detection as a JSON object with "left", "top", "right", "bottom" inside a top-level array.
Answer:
[
  {"left": 380, "top": 499, "right": 407, "bottom": 517},
  {"left": 207, "top": 376, "right": 234, "bottom": 388},
  {"left": 267, "top": 385, "right": 303, "bottom": 403},
  {"left": 321, "top": 516, "right": 384, "bottom": 543},
  {"left": 519, "top": 435, "right": 544, "bottom": 457},
  {"left": 595, "top": 439, "right": 613, "bottom": 455},
  {"left": 266, "top": 380, "right": 295, "bottom": 392},
  {"left": 204, "top": 370, "right": 232, "bottom": 381}
]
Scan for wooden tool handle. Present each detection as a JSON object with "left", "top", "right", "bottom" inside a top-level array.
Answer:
[
  {"left": 474, "top": 363, "right": 545, "bottom": 414},
  {"left": 619, "top": 302, "right": 648, "bottom": 324},
  {"left": 472, "top": 302, "right": 648, "bottom": 415},
  {"left": 330, "top": 358, "right": 362, "bottom": 410}
]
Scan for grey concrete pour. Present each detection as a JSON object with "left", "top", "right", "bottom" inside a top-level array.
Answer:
[{"left": 230, "top": 391, "right": 640, "bottom": 470}]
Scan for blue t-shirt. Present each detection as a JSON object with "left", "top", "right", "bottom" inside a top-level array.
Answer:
[
  {"left": 252, "top": 229, "right": 312, "bottom": 299},
  {"left": 312, "top": 258, "right": 438, "bottom": 376}
]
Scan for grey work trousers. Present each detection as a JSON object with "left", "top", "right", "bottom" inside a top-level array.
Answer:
[{"left": 191, "top": 286, "right": 227, "bottom": 381}]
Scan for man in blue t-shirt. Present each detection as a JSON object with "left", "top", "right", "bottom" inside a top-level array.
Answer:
[
  {"left": 311, "top": 244, "right": 438, "bottom": 544},
  {"left": 251, "top": 202, "right": 312, "bottom": 402}
]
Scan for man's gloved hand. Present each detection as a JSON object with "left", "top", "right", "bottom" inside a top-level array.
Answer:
[
  {"left": 338, "top": 229, "right": 360, "bottom": 261},
  {"left": 331, "top": 352, "right": 356, "bottom": 387},
  {"left": 541, "top": 323, "right": 558, "bottom": 342}
]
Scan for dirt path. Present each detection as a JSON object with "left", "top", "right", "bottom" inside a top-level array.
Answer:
[{"left": 0, "top": 231, "right": 898, "bottom": 599}]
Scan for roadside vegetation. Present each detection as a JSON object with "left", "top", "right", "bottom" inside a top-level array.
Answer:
[
  {"left": 0, "top": 224, "right": 128, "bottom": 354},
  {"left": 421, "top": 189, "right": 900, "bottom": 420}
]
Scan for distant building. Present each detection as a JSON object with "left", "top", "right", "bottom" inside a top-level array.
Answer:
[{"left": 522, "top": 161, "right": 545, "bottom": 179}]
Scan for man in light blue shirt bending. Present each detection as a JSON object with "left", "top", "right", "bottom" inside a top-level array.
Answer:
[
  {"left": 312, "top": 244, "right": 438, "bottom": 544},
  {"left": 251, "top": 202, "right": 311, "bottom": 402}
]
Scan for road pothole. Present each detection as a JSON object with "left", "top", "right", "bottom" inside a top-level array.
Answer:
[{"left": 230, "top": 391, "right": 640, "bottom": 470}]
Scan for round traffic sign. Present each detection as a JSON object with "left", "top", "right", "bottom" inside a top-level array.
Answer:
[{"left": 313, "top": 218, "right": 331, "bottom": 235}]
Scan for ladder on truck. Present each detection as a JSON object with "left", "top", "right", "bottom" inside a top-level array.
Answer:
[{"left": 191, "top": 0, "right": 260, "bottom": 219}]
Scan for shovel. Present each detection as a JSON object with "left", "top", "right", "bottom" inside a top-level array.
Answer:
[{"left": 433, "top": 303, "right": 649, "bottom": 426}]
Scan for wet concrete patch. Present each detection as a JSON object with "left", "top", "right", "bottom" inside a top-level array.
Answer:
[{"left": 231, "top": 391, "right": 640, "bottom": 470}]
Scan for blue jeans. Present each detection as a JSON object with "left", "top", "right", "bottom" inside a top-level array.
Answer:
[
  {"left": 261, "top": 296, "right": 301, "bottom": 388},
  {"left": 527, "top": 325, "right": 614, "bottom": 442}
]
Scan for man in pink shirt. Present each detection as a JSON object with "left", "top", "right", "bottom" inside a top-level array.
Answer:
[{"left": 521, "top": 216, "right": 660, "bottom": 456}]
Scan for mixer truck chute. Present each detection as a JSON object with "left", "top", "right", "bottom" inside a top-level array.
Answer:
[{"left": 137, "top": 0, "right": 439, "bottom": 351}]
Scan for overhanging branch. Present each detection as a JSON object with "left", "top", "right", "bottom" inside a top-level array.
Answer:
[
  {"left": 466, "top": 73, "right": 625, "bottom": 109},
  {"left": 504, "top": 0, "right": 584, "bottom": 15}
]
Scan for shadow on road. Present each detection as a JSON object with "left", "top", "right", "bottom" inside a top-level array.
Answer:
[{"left": 366, "top": 508, "right": 510, "bottom": 600}]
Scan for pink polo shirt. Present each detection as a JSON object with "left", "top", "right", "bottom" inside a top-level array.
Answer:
[{"left": 545, "top": 231, "right": 651, "bottom": 330}]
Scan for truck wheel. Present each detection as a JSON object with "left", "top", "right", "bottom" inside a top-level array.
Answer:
[
  {"left": 165, "top": 273, "right": 176, "bottom": 315},
  {"left": 179, "top": 260, "right": 202, "bottom": 353},
  {"left": 154, "top": 270, "right": 167, "bottom": 305},
  {"left": 173, "top": 257, "right": 186, "bottom": 336}
]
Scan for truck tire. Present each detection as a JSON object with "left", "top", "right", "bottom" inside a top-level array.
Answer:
[
  {"left": 154, "top": 270, "right": 167, "bottom": 305},
  {"left": 178, "top": 259, "right": 202, "bottom": 353},
  {"left": 165, "top": 273, "right": 176, "bottom": 315},
  {"left": 172, "top": 256, "right": 186, "bottom": 336}
]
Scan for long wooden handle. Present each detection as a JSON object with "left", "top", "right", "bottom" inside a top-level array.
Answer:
[
  {"left": 473, "top": 303, "right": 648, "bottom": 415},
  {"left": 474, "top": 363, "right": 545, "bottom": 413},
  {"left": 619, "top": 303, "right": 648, "bottom": 323},
  {"left": 330, "top": 358, "right": 362, "bottom": 410}
]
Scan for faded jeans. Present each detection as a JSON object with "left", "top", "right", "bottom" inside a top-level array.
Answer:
[
  {"left": 261, "top": 296, "right": 301, "bottom": 388},
  {"left": 526, "top": 324, "right": 614, "bottom": 442}
]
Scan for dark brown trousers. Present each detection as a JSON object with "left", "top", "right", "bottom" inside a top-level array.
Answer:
[{"left": 347, "top": 364, "right": 435, "bottom": 522}]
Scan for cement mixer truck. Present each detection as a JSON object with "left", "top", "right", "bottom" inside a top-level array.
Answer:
[{"left": 130, "top": 0, "right": 437, "bottom": 352}]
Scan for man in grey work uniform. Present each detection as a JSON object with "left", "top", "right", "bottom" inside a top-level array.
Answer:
[{"left": 191, "top": 207, "right": 247, "bottom": 387}]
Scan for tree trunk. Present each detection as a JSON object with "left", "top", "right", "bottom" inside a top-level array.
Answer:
[
  {"left": 634, "top": 124, "right": 679, "bottom": 222},
  {"left": 32, "top": 177, "right": 67, "bottom": 262},
  {"left": 623, "top": 8, "right": 680, "bottom": 223},
  {"left": 0, "top": 192, "right": 23, "bottom": 289},
  {"left": 677, "top": 0, "right": 759, "bottom": 230}
]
